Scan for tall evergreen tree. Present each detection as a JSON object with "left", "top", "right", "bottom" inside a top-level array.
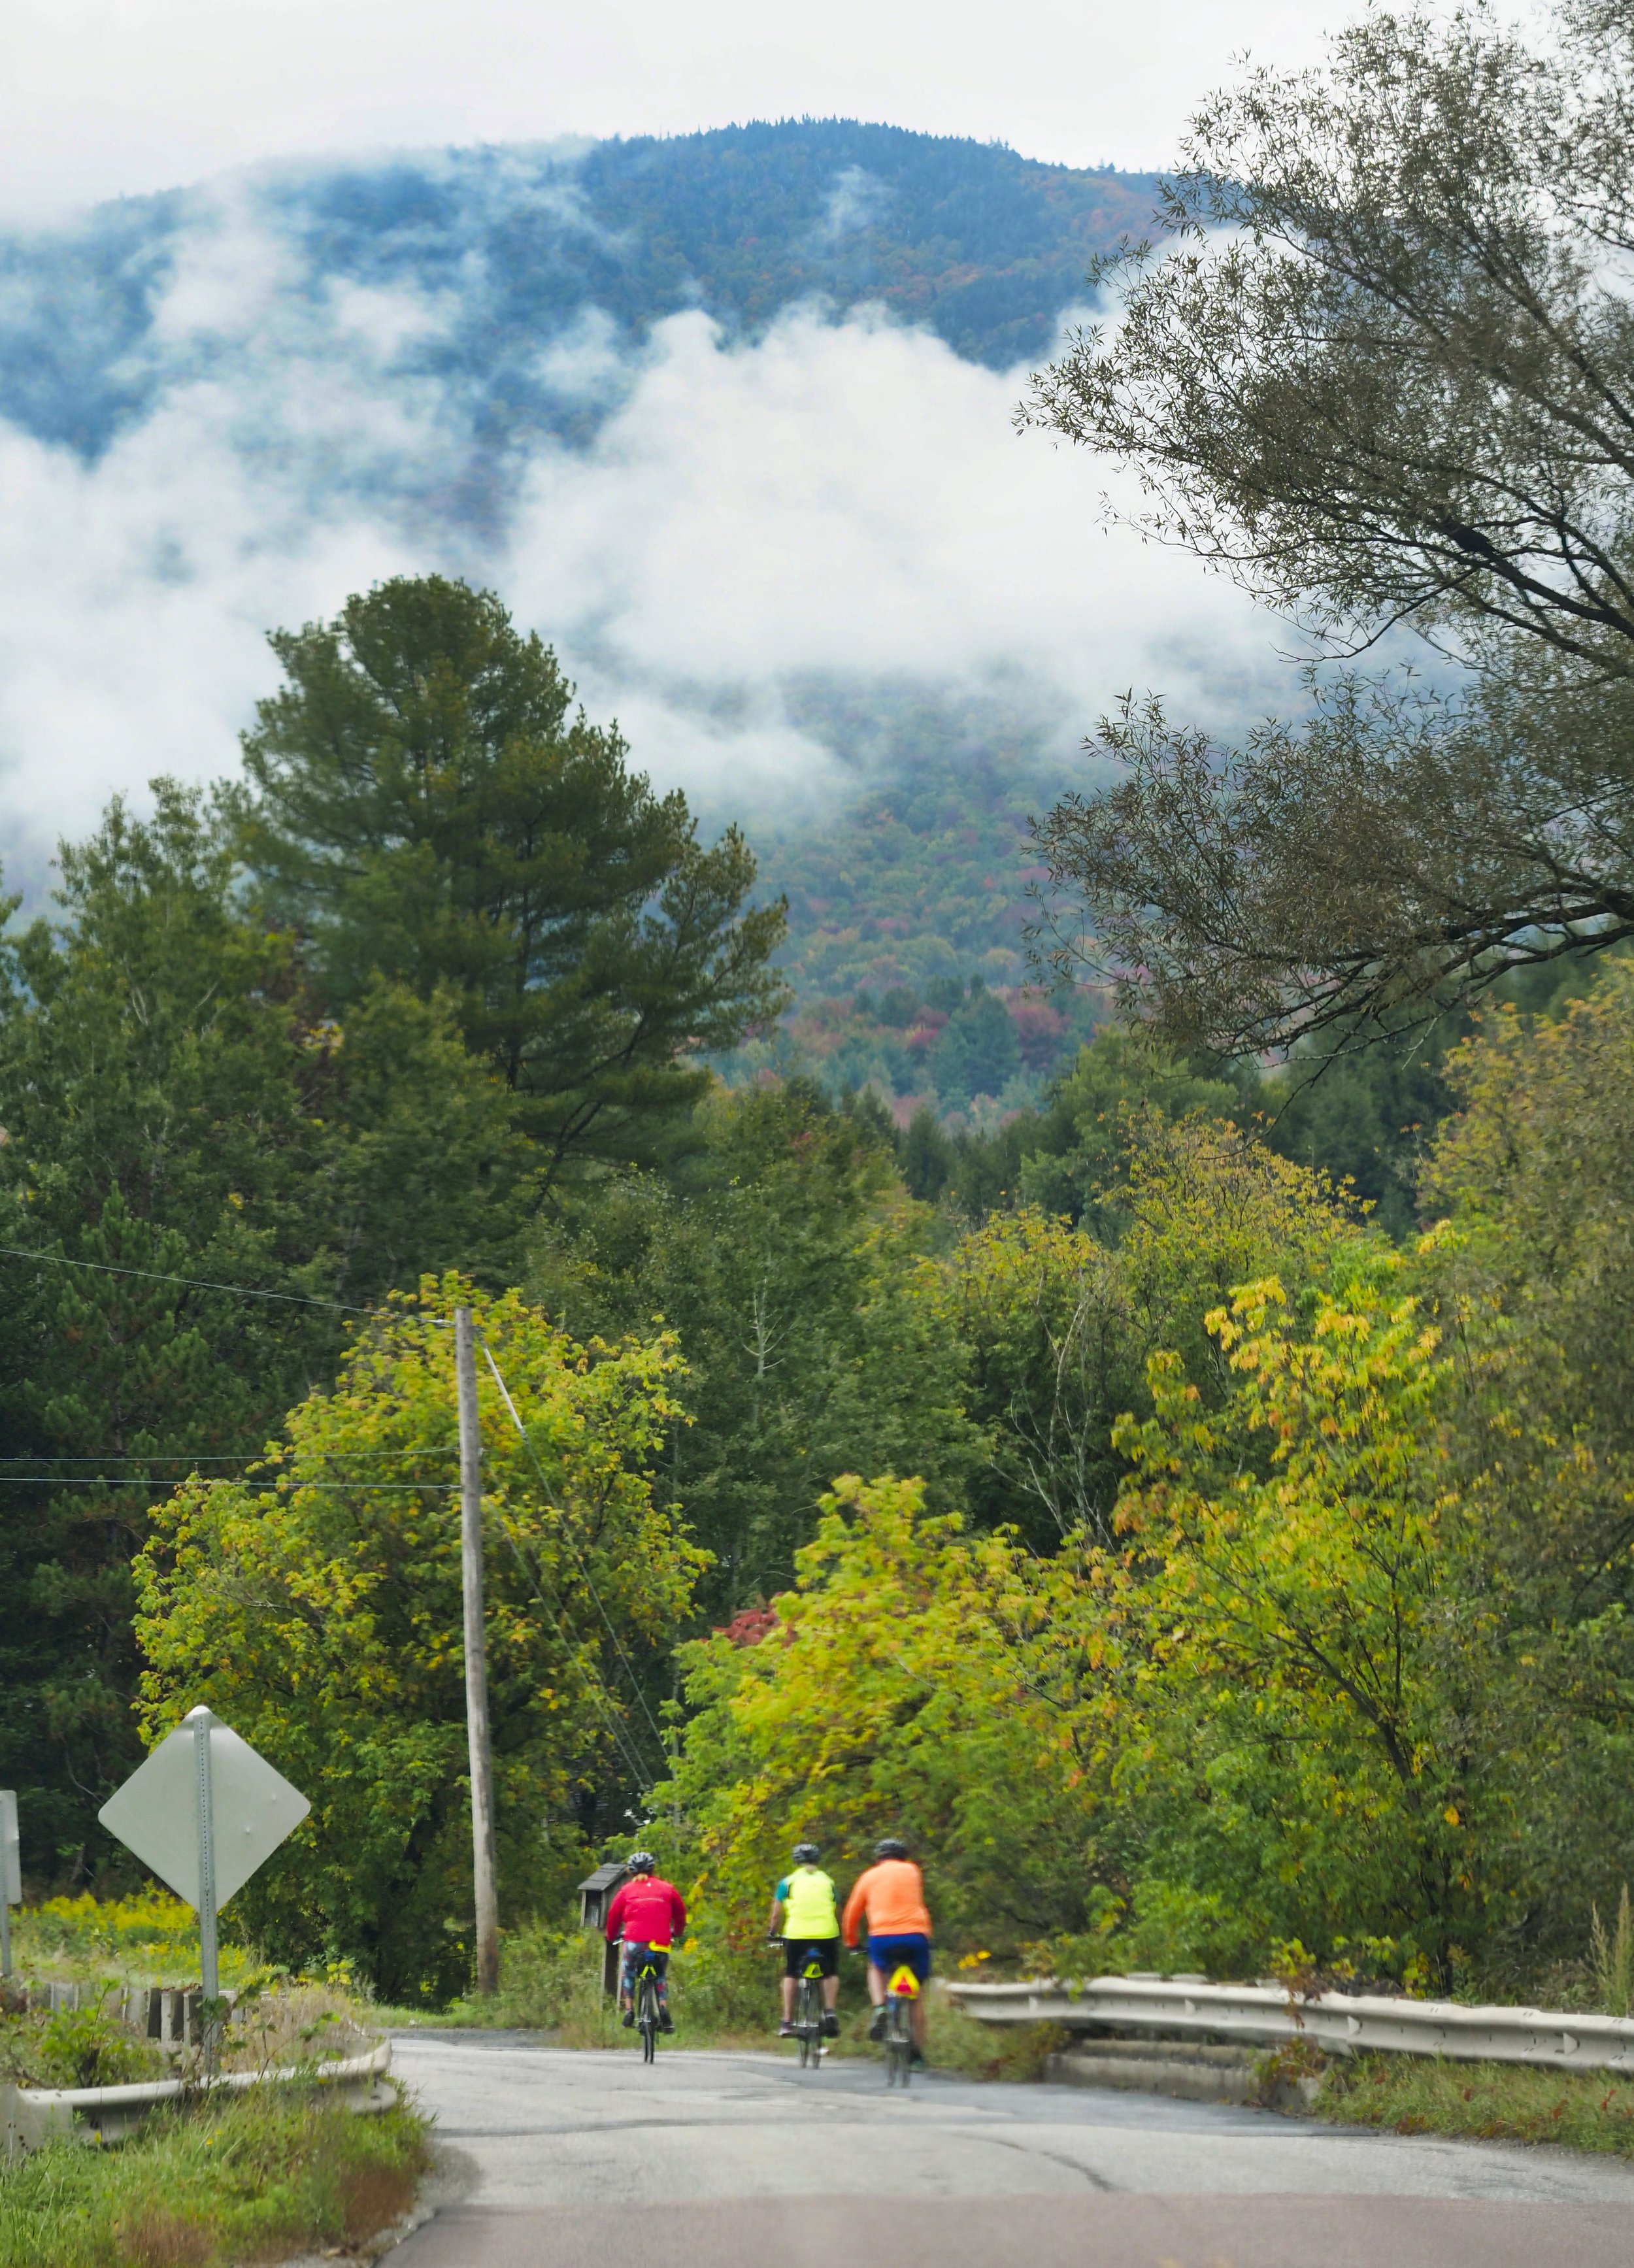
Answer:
[
  {"left": 238, "top": 576, "right": 788, "bottom": 1183},
  {"left": 0, "top": 784, "right": 525, "bottom": 1880}
]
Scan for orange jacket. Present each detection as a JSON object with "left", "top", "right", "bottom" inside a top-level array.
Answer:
[{"left": 842, "top": 1859, "right": 931, "bottom": 1945}]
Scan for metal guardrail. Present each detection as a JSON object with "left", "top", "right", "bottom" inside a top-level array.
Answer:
[
  {"left": 7, "top": 1981, "right": 237, "bottom": 2050},
  {"left": 946, "top": 1975, "right": 1634, "bottom": 2075},
  {"left": 2, "top": 2037, "right": 392, "bottom": 2154}
]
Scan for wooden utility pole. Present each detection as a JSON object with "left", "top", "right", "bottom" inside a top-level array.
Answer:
[{"left": 456, "top": 1305, "right": 501, "bottom": 1994}]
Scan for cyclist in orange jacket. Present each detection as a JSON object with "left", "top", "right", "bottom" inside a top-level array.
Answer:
[{"left": 841, "top": 1836, "right": 932, "bottom": 2060}]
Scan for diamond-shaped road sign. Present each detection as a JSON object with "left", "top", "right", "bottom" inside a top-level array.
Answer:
[{"left": 99, "top": 1708, "right": 308, "bottom": 1911}]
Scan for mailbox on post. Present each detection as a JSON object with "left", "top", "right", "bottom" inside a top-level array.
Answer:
[{"left": 578, "top": 1861, "right": 633, "bottom": 1997}]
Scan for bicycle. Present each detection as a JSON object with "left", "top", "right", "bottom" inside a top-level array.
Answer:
[
  {"left": 881, "top": 1961, "right": 919, "bottom": 2088},
  {"left": 792, "top": 1951, "right": 827, "bottom": 2069},
  {"left": 634, "top": 1952, "right": 665, "bottom": 2064}
]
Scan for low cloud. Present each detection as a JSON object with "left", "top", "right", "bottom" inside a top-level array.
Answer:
[
  {"left": 821, "top": 165, "right": 890, "bottom": 240},
  {"left": 511, "top": 303, "right": 1273, "bottom": 729},
  {"left": 0, "top": 193, "right": 1286, "bottom": 890}
]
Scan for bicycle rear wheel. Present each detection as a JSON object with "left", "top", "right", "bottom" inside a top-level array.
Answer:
[
  {"left": 797, "top": 1975, "right": 823, "bottom": 2068},
  {"left": 886, "top": 1995, "right": 913, "bottom": 2087},
  {"left": 639, "top": 1975, "right": 660, "bottom": 2063}
]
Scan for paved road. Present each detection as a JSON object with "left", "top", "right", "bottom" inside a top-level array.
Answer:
[{"left": 388, "top": 2029, "right": 1634, "bottom": 2268}]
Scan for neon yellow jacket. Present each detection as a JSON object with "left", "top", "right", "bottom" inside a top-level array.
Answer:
[{"left": 777, "top": 1865, "right": 839, "bottom": 1938}]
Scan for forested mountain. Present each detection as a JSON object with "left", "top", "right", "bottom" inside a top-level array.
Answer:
[
  {"left": 0, "top": 123, "right": 1160, "bottom": 471},
  {"left": 1, "top": 122, "right": 1159, "bottom": 1084},
  {"left": 710, "top": 684, "right": 1105, "bottom": 1118}
]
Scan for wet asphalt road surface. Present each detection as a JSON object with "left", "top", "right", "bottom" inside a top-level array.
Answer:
[{"left": 387, "top": 2029, "right": 1634, "bottom": 2268}]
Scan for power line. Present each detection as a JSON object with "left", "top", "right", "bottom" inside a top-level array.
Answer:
[
  {"left": 471, "top": 1342, "right": 659, "bottom": 1790},
  {"left": 0, "top": 1451, "right": 456, "bottom": 1469},
  {"left": 0, "top": 1242, "right": 451, "bottom": 1323},
  {"left": 0, "top": 1476, "right": 456, "bottom": 1492},
  {"left": 481, "top": 1339, "right": 672, "bottom": 1766},
  {"left": 488, "top": 1509, "right": 656, "bottom": 1793},
  {"left": 0, "top": 1450, "right": 460, "bottom": 1463},
  {"left": 4, "top": 1242, "right": 656, "bottom": 1777}
]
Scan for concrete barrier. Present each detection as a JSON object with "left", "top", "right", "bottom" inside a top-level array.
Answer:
[{"left": 1041, "top": 2037, "right": 1322, "bottom": 2110}]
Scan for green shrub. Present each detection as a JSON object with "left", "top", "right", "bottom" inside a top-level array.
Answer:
[
  {"left": 823, "top": 1986, "right": 1063, "bottom": 2079},
  {"left": 446, "top": 1927, "right": 621, "bottom": 2044},
  {"left": 2, "top": 1993, "right": 164, "bottom": 2092},
  {"left": 448, "top": 1924, "right": 785, "bottom": 2046},
  {"left": 6, "top": 1894, "right": 260, "bottom": 1989},
  {"left": 36, "top": 2000, "right": 163, "bottom": 2090},
  {"left": 667, "top": 1931, "right": 780, "bottom": 2040},
  {"left": 920, "top": 1994, "right": 1065, "bottom": 2080},
  {"left": 3, "top": 1977, "right": 376, "bottom": 2095}
]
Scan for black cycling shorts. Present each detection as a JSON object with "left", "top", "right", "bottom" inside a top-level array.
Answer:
[{"left": 783, "top": 1937, "right": 839, "bottom": 1979}]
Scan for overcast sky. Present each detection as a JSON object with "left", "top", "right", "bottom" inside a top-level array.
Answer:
[{"left": 8, "top": 0, "right": 1356, "bottom": 214}]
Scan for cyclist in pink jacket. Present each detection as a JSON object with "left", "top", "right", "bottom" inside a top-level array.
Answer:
[{"left": 605, "top": 1852, "right": 688, "bottom": 2032}]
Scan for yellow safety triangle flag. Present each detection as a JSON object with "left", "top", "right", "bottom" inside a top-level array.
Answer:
[{"left": 888, "top": 1963, "right": 920, "bottom": 1999}]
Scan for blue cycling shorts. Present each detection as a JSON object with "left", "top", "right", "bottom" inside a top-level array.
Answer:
[
  {"left": 620, "top": 1941, "right": 671, "bottom": 1990},
  {"left": 867, "top": 1931, "right": 931, "bottom": 1982}
]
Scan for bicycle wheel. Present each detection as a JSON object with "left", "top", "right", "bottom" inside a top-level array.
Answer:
[
  {"left": 639, "top": 1973, "right": 660, "bottom": 2063},
  {"left": 886, "top": 1994, "right": 913, "bottom": 2088},
  {"left": 797, "top": 1973, "right": 823, "bottom": 2068}
]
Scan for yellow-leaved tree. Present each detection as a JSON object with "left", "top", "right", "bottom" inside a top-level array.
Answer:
[
  {"left": 665, "top": 1475, "right": 1107, "bottom": 1963},
  {"left": 133, "top": 1279, "right": 703, "bottom": 1999},
  {"left": 1106, "top": 1252, "right": 1470, "bottom": 1980}
]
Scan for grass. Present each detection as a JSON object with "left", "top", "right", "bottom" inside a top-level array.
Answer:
[
  {"left": 1320, "top": 2053, "right": 1634, "bottom": 2157},
  {"left": 435, "top": 1926, "right": 634, "bottom": 2046},
  {"left": 818, "top": 1987, "right": 1063, "bottom": 2080},
  {"left": 1, "top": 1909, "right": 424, "bottom": 2267},
  {"left": 0, "top": 2085, "right": 431, "bottom": 2267},
  {"left": 6, "top": 1895, "right": 263, "bottom": 1990},
  {"left": 908, "top": 1992, "right": 1066, "bottom": 2081}
]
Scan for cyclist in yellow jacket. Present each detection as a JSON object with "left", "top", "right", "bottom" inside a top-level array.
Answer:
[{"left": 767, "top": 1842, "right": 842, "bottom": 2039}]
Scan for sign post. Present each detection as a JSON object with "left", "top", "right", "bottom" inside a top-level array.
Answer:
[
  {"left": 456, "top": 1306, "right": 500, "bottom": 1994},
  {"left": 193, "top": 1710, "right": 219, "bottom": 2016},
  {"left": 0, "top": 1791, "right": 19, "bottom": 1981},
  {"left": 99, "top": 1709, "right": 308, "bottom": 2069}
]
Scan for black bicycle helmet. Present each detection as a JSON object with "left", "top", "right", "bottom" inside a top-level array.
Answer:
[
  {"left": 875, "top": 1837, "right": 909, "bottom": 1861},
  {"left": 792, "top": 1842, "right": 820, "bottom": 1864},
  {"left": 626, "top": 1850, "right": 656, "bottom": 1875}
]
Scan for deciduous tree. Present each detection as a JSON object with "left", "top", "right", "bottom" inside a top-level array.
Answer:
[
  {"left": 1029, "top": 4, "right": 1634, "bottom": 1046},
  {"left": 530, "top": 1080, "right": 978, "bottom": 1608},
  {"left": 133, "top": 1282, "right": 700, "bottom": 1999}
]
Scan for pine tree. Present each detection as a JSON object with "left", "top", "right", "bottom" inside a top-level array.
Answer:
[{"left": 239, "top": 576, "right": 788, "bottom": 1182}]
